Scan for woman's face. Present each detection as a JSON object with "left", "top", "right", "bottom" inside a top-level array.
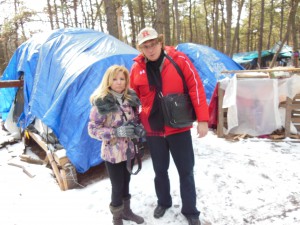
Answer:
[
  {"left": 140, "top": 39, "right": 162, "bottom": 61},
  {"left": 110, "top": 71, "right": 126, "bottom": 93}
]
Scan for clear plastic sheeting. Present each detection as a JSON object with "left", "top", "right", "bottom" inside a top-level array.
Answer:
[
  {"left": 0, "top": 28, "right": 139, "bottom": 173},
  {"left": 221, "top": 77, "right": 282, "bottom": 136}
]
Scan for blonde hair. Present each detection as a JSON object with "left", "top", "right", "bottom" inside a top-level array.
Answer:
[
  {"left": 136, "top": 34, "right": 165, "bottom": 52},
  {"left": 90, "top": 65, "right": 130, "bottom": 104}
]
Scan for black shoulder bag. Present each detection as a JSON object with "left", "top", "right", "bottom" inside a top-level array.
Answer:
[{"left": 159, "top": 55, "right": 197, "bottom": 128}]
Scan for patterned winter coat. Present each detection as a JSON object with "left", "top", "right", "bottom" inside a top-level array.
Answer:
[{"left": 88, "top": 89, "right": 141, "bottom": 164}]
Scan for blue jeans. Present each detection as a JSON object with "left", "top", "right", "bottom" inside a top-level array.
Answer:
[{"left": 146, "top": 130, "right": 200, "bottom": 218}]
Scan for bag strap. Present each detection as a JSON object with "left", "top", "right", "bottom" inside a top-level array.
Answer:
[
  {"left": 165, "top": 54, "right": 189, "bottom": 94},
  {"left": 126, "top": 139, "right": 142, "bottom": 175}
]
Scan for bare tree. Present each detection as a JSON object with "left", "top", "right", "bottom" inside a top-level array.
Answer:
[
  {"left": 267, "top": 0, "right": 274, "bottom": 49},
  {"left": 164, "top": 0, "right": 171, "bottom": 45},
  {"left": 103, "top": 0, "right": 118, "bottom": 38},
  {"left": 212, "top": 0, "right": 219, "bottom": 49},
  {"left": 188, "top": 0, "right": 193, "bottom": 42},
  {"left": 155, "top": 0, "right": 164, "bottom": 34},
  {"left": 126, "top": 0, "right": 136, "bottom": 47},
  {"left": 173, "top": 0, "right": 181, "bottom": 44},
  {"left": 73, "top": 0, "right": 79, "bottom": 27},
  {"left": 137, "top": 0, "right": 145, "bottom": 29},
  {"left": 270, "top": 0, "right": 299, "bottom": 67},
  {"left": 257, "top": 0, "right": 264, "bottom": 67},
  {"left": 225, "top": 0, "right": 232, "bottom": 55},
  {"left": 280, "top": 0, "right": 285, "bottom": 41},
  {"left": 203, "top": 0, "right": 211, "bottom": 46},
  {"left": 230, "top": 0, "right": 244, "bottom": 56},
  {"left": 47, "top": 0, "right": 54, "bottom": 29}
]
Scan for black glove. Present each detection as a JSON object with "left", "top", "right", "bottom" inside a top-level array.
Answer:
[{"left": 114, "top": 124, "right": 135, "bottom": 138}]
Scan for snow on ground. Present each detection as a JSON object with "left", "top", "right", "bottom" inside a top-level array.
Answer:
[{"left": 1, "top": 124, "right": 300, "bottom": 225}]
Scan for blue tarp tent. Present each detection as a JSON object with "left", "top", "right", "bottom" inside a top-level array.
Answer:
[
  {"left": 232, "top": 43, "right": 293, "bottom": 66},
  {"left": 176, "top": 43, "right": 244, "bottom": 103},
  {"left": 1, "top": 32, "right": 243, "bottom": 173},
  {"left": 0, "top": 28, "right": 139, "bottom": 173}
]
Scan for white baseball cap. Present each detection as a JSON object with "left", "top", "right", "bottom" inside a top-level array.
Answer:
[{"left": 137, "top": 27, "right": 158, "bottom": 45}]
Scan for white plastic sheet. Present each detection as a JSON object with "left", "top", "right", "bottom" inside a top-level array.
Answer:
[{"left": 221, "top": 77, "right": 283, "bottom": 136}]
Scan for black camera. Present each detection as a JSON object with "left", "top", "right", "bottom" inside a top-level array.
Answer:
[{"left": 128, "top": 121, "right": 146, "bottom": 138}]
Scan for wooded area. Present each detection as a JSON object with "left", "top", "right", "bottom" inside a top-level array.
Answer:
[{"left": 0, "top": 0, "right": 299, "bottom": 74}]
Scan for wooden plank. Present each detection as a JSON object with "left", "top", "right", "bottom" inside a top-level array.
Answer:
[
  {"left": 0, "top": 80, "right": 23, "bottom": 88},
  {"left": 284, "top": 97, "right": 293, "bottom": 137},
  {"left": 222, "top": 68, "right": 300, "bottom": 74},
  {"left": 27, "top": 130, "right": 65, "bottom": 190},
  {"left": 8, "top": 162, "right": 35, "bottom": 178},
  {"left": 27, "top": 131, "right": 49, "bottom": 152},
  {"left": 47, "top": 151, "right": 65, "bottom": 191},
  {"left": 26, "top": 130, "right": 78, "bottom": 190},
  {"left": 53, "top": 149, "right": 69, "bottom": 167}
]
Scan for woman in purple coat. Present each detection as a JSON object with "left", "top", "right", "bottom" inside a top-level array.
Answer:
[{"left": 88, "top": 65, "right": 144, "bottom": 225}]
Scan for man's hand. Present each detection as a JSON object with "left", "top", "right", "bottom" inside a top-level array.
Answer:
[{"left": 197, "top": 122, "right": 208, "bottom": 138}]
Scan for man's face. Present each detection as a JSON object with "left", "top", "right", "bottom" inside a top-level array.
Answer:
[{"left": 140, "top": 39, "right": 162, "bottom": 61}]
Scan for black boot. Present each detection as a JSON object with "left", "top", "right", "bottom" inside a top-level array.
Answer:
[
  {"left": 153, "top": 205, "right": 169, "bottom": 218},
  {"left": 187, "top": 217, "right": 201, "bottom": 225},
  {"left": 109, "top": 204, "right": 124, "bottom": 225},
  {"left": 122, "top": 197, "right": 144, "bottom": 224}
]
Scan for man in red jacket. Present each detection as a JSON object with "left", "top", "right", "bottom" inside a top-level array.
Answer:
[{"left": 130, "top": 27, "right": 209, "bottom": 225}]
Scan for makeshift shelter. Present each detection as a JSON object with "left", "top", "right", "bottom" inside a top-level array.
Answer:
[
  {"left": 177, "top": 43, "right": 243, "bottom": 103},
  {"left": 1, "top": 31, "right": 244, "bottom": 178},
  {"left": 233, "top": 43, "right": 293, "bottom": 69},
  {"left": 0, "top": 28, "right": 139, "bottom": 173}
]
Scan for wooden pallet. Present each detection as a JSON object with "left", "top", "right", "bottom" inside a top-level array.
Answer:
[
  {"left": 280, "top": 94, "right": 300, "bottom": 137},
  {"left": 24, "top": 130, "right": 78, "bottom": 190},
  {"left": 1, "top": 79, "right": 78, "bottom": 190}
]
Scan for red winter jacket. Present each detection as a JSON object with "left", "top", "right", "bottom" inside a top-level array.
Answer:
[{"left": 130, "top": 46, "right": 209, "bottom": 136}]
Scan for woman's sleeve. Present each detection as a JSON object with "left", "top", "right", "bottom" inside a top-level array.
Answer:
[{"left": 88, "top": 106, "right": 115, "bottom": 141}]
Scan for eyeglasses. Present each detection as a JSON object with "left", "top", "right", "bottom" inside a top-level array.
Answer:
[{"left": 140, "top": 41, "right": 159, "bottom": 50}]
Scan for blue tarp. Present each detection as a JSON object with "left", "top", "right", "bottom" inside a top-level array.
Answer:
[
  {"left": 177, "top": 43, "right": 244, "bottom": 103},
  {"left": 0, "top": 28, "right": 139, "bottom": 173},
  {"left": 1, "top": 31, "right": 243, "bottom": 173},
  {"left": 233, "top": 43, "right": 293, "bottom": 64}
]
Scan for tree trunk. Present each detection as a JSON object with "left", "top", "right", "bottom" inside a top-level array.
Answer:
[
  {"left": 137, "top": 0, "right": 145, "bottom": 29},
  {"left": 267, "top": 0, "right": 274, "bottom": 49},
  {"left": 270, "top": 0, "right": 299, "bottom": 67},
  {"left": 103, "top": 0, "right": 118, "bottom": 38},
  {"left": 116, "top": 3, "right": 123, "bottom": 41},
  {"left": 127, "top": 0, "right": 136, "bottom": 47},
  {"left": 246, "top": 0, "right": 252, "bottom": 52},
  {"left": 225, "top": 0, "right": 232, "bottom": 55},
  {"left": 257, "top": 0, "right": 264, "bottom": 67},
  {"left": 188, "top": 0, "right": 193, "bottom": 42},
  {"left": 13, "top": 0, "right": 19, "bottom": 49},
  {"left": 47, "top": 0, "right": 54, "bottom": 30},
  {"left": 230, "top": 0, "right": 244, "bottom": 56},
  {"left": 203, "top": 0, "right": 211, "bottom": 47},
  {"left": 164, "top": 0, "right": 171, "bottom": 45},
  {"left": 73, "top": 0, "right": 78, "bottom": 27},
  {"left": 173, "top": 0, "right": 181, "bottom": 44},
  {"left": 155, "top": 0, "right": 164, "bottom": 34},
  {"left": 291, "top": 0, "right": 299, "bottom": 67},
  {"left": 212, "top": 0, "right": 219, "bottom": 50}
]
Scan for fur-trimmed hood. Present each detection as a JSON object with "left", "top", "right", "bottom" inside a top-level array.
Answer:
[{"left": 93, "top": 89, "right": 140, "bottom": 115}]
